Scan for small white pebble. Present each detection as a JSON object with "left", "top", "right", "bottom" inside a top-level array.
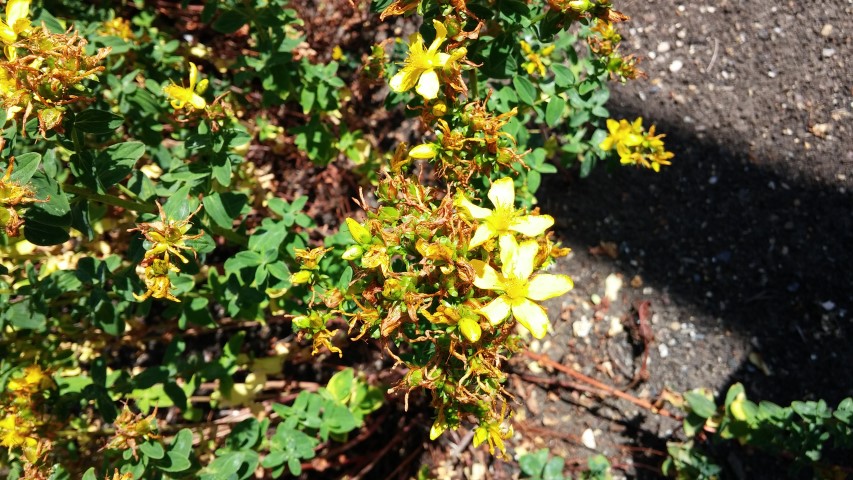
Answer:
[
  {"left": 657, "top": 41, "right": 671, "bottom": 53},
  {"left": 604, "top": 274, "right": 623, "bottom": 302},
  {"left": 607, "top": 317, "right": 624, "bottom": 337},
  {"left": 669, "top": 59, "right": 683, "bottom": 73},
  {"left": 573, "top": 316, "right": 593, "bottom": 338},
  {"left": 658, "top": 344, "right": 670, "bottom": 358},
  {"left": 821, "top": 24, "right": 833, "bottom": 37},
  {"left": 822, "top": 48, "right": 836, "bottom": 58},
  {"left": 581, "top": 428, "right": 597, "bottom": 449}
]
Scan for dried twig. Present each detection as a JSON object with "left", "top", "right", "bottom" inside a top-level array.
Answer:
[{"left": 523, "top": 351, "right": 683, "bottom": 421}]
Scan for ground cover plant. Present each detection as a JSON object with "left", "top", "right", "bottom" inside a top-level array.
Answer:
[{"left": 0, "top": 0, "right": 849, "bottom": 478}]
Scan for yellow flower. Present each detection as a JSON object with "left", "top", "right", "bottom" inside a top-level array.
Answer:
[
  {"left": 520, "top": 40, "right": 555, "bottom": 76},
  {"left": 599, "top": 118, "right": 643, "bottom": 155},
  {"left": 7, "top": 365, "right": 52, "bottom": 393},
  {"left": 389, "top": 20, "right": 451, "bottom": 100},
  {"left": 162, "top": 62, "right": 208, "bottom": 111},
  {"left": 458, "top": 177, "right": 554, "bottom": 249},
  {"left": 0, "top": 0, "right": 30, "bottom": 60},
  {"left": 471, "top": 235, "right": 573, "bottom": 339},
  {"left": 600, "top": 118, "right": 673, "bottom": 172},
  {"left": 472, "top": 403, "right": 513, "bottom": 457},
  {"left": 133, "top": 258, "right": 180, "bottom": 302}
]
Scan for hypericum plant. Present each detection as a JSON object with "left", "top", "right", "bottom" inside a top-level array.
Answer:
[
  {"left": 288, "top": 0, "right": 670, "bottom": 458},
  {"left": 0, "top": 0, "right": 672, "bottom": 477},
  {"left": 664, "top": 384, "right": 853, "bottom": 479}
]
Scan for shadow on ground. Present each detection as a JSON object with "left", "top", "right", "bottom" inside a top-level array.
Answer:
[{"left": 541, "top": 101, "right": 853, "bottom": 406}]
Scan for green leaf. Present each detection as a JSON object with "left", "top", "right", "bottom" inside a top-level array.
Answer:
[
  {"left": 578, "top": 79, "right": 597, "bottom": 96},
  {"left": 203, "top": 192, "right": 248, "bottom": 229},
  {"left": 685, "top": 390, "right": 717, "bottom": 419},
  {"left": 325, "top": 368, "right": 354, "bottom": 405},
  {"left": 519, "top": 448, "right": 549, "bottom": 475},
  {"left": 5, "top": 301, "right": 47, "bottom": 330},
  {"left": 7, "top": 152, "right": 41, "bottom": 183},
  {"left": 23, "top": 220, "right": 70, "bottom": 246},
  {"left": 81, "top": 468, "right": 98, "bottom": 480},
  {"left": 543, "top": 455, "right": 566, "bottom": 480},
  {"left": 545, "top": 96, "right": 566, "bottom": 128},
  {"left": 159, "top": 451, "right": 192, "bottom": 473},
  {"left": 169, "top": 429, "right": 193, "bottom": 456},
  {"left": 225, "top": 418, "right": 261, "bottom": 451},
  {"left": 139, "top": 440, "right": 165, "bottom": 460},
  {"left": 213, "top": 9, "right": 248, "bottom": 34},
  {"left": 513, "top": 76, "right": 537, "bottom": 106},
  {"left": 551, "top": 63, "right": 575, "bottom": 87},
  {"left": 74, "top": 110, "right": 124, "bottom": 134},
  {"left": 96, "top": 142, "right": 145, "bottom": 189}
]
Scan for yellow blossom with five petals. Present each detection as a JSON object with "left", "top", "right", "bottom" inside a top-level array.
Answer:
[
  {"left": 162, "top": 62, "right": 208, "bottom": 111},
  {"left": 458, "top": 177, "right": 554, "bottom": 249},
  {"left": 389, "top": 20, "right": 451, "bottom": 100},
  {"left": 471, "top": 235, "right": 573, "bottom": 339}
]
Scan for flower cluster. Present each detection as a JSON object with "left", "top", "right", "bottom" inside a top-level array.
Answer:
[
  {"left": 0, "top": 156, "right": 42, "bottom": 237},
  {"left": 128, "top": 201, "right": 203, "bottom": 302},
  {"left": 599, "top": 117, "right": 674, "bottom": 171},
  {"left": 0, "top": 2, "right": 109, "bottom": 133},
  {"left": 0, "top": 365, "right": 53, "bottom": 465},
  {"left": 103, "top": 406, "right": 160, "bottom": 460},
  {"left": 520, "top": 40, "right": 556, "bottom": 77}
]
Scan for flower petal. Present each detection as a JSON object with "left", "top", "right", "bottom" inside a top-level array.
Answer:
[
  {"left": 509, "top": 214, "right": 554, "bottom": 237},
  {"left": 498, "top": 234, "right": 518, "bottom": 278},
  {"left": 389, "top": 67, "right": 419, "bottom": 93},
  {"left": 513, "top": 239, "right": 539, "bottom": 280},
  {"left": 469, "top": 224, "right": 496, "bottom": 249},
  {"left": 511, "top": 299, "right": 550, "bottom": 339},
  {"left": 6, "top": 0, "right": 28, "bottom": 30},
  {"left": 416, "top": 69, "right": 440, "bottom": 100},
  {"left": 471, "top": 260, "right": 501, "bottom": 291},
  {"left": 0, "top": 21, "right": 14, "bottom": 45},
  {"left": 527, "top": 273, "right": 573, "bottom": 301},
  {"left": 189, "top": 93, "right": 207, "bottom": 110},
  {"left": 431, "top": 19, "right": 447, "bottom": 50},
  {"left": 479, "top": 295, "right": 511, "bottom": 326},
  {"left": 488, "top": 177, "right": 515, "bottom": 209},
  {"left": 458, "top": 197, "right": 492, "bottom": 220},
  {"left": 189, "top": 62, "right": 199, "bottom": 90}
]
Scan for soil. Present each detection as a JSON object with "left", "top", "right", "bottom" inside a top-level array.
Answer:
[{"left": 457, "top": 0, "right": 853, "bottom": 478}]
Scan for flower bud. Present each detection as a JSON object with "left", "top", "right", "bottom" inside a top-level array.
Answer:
[
  {"left": 459, "top": 317, "right": 482, "bottom": 342},
  {"left": 432, "top": 101, "right": 448, "bottom": 117},
  {"left": 342, "top": 245, "right": 364, "bottom": 260},
  {"left": 345, "top": 217, "right": 372, "bottom": 244},
  {"left": 290, "top": 270, "right": 312, "bottom": 285},
  {"left": 408, "top": 143, "right": 438, "bottom": 159}
]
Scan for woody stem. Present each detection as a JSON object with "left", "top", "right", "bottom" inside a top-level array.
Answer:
[{"left": 62, "top": 184, "right": 155, "bottom": 214}]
